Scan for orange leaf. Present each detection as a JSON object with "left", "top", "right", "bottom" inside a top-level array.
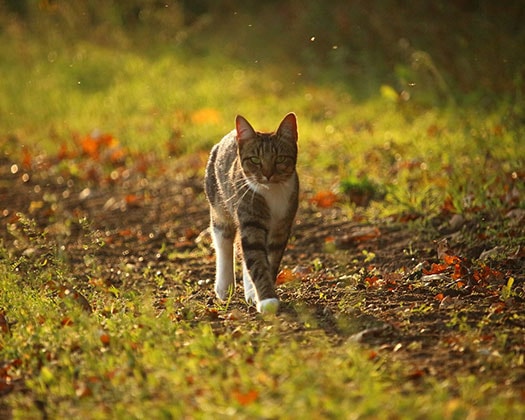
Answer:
[
  {"left": 81, "top": 135, "right": 100, "bottom": 159},
  {"left": 434, "top": 293, "right": 445, "bottom": 302},
  {"left": 365, "top": 276, "right": 380, "bottom": 287},
  {"left": 99, "top": 332, "right": 111, "bottom": 346},
  {"left": 232, "top": 389, "right": 259, "bottom": 406},
  {"left": 276, "top": 268, "right": 296, "bottom": 285},
  {"left": 443, "top": 254, "right": 461, "bottom": 265},
  {"left": 22, "top": 148, "right": 32, "bottom": 169},
  {"left": 423, "top": 263, "right": 449, "bottom": 275},
  {"left": 125, "top": 194, "right": 141, "bottom": 206},
  {"left": 310, "top": 190, "right": 338, "bottom": 208},
  {"left": 452, "top": 264, "right": 463, "bottom": 280}
]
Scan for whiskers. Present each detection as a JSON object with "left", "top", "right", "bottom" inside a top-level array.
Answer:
[{"left": 224, "top": 177, "right": 258, "bottom": 210}]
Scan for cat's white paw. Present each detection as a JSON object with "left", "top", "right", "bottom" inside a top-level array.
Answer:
[
  {"left": 214, "top": 280, "right": 234, "bottom": 301},
  {"left": 257, "top": 298, "right": 280, "bottom": 314},
  {"left": 243, "top": 285, "right": 257, "bottom": 304}
]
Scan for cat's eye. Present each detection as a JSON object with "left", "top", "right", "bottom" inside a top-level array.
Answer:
[{"left": 249, "top": 156, "right": 262, "bottom": 165}]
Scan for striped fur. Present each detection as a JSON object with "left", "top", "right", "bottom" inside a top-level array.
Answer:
[{"left": 204, "top": 113, "right": 299, "bottom": 313}]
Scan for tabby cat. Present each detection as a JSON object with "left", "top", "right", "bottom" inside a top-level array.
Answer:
[{"left": 204, "top": 113, "right": 299, "bottom": 313}]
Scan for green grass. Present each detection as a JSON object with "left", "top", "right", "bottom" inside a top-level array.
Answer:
[
  {"left": 1, "top": 6, "right": 524, "bottom": 419},
  {"left": 3, "top": 24, "right": 522, "bottom": 216},
  {"left": 1, "top": 249, "right": 522, "bottom": 419}
]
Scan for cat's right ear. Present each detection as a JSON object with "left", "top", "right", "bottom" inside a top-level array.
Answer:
[{"left": 236, "top": 115, "right": 257, "bottom": 145}]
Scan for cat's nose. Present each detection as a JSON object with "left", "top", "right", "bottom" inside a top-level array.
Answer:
[{"left": 262, "top": 169, "right": 274, "bottom": 182}]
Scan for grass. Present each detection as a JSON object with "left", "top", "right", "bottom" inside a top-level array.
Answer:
[
  {"left": 1, "top": 247, "right": 523, "bottom": 419},
  {"left": 4, "top": 29, "right": 521, "bottom": 214},
  {"left": 1, "top": 5, "right": 524, "bottom": 419}
]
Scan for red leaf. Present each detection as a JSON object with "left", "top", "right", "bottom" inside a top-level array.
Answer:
[
  {"left": 99, "top": 332, "right": 110, "bottom": 346},
  {"left": 61, "top": 317, "right": 74, "bottom": 326}
]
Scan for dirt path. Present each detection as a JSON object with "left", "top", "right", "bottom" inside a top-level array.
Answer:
[{"left": 1, "top": 155, "right": 524, "bottom": 396}]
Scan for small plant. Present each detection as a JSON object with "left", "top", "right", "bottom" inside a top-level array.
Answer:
[{"left": 339, "top": 176, "right": 384, "bottom": 207}]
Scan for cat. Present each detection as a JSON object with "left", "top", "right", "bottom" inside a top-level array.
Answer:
[{"left": 204, "top": 113, "right": 299, "bottom": 314}]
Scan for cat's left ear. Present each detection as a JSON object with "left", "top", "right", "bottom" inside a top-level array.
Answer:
[{"left": 276, "top": 112, "right": 298, "bottom": 143}]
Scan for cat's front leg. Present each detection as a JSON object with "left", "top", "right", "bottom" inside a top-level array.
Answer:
[
  {"left": 242, "top": 261, "right": 279, "bottom": 314},
  {"left": 240, "top": 235, "right": 280, "bottom": 313},
  {"left": 211, "top": 223, "right": 235, "bottom": 300}
]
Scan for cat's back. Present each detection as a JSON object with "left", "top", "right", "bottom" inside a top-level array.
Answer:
[
  {"left": 209, "top": 129, "right": 237, "bottom": 168},
  {"left": 205, "top": 129, "right": 238, "bottom": 202}
]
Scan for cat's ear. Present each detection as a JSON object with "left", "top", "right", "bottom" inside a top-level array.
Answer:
[
  {"left": 276, "top": 112, "right": 298, "bottom": 143},
  {"left": 236, "top": 115, "right": 257, "bottom": 144}
]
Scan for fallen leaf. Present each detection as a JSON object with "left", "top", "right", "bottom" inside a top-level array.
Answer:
[
  {"left": 232, "top": 389, "right": 259, "bottom": 406},
  {"left": 443, "top": 254, "right": 462, "bottom": 265},
  {"left": 336, "top": 226, "right": 381, "bottom": 248},
  {"left": 80, "top": 135, "right": 100, "bottom": 159},
  {"left": 309, "top": 190, "right": 338, "bottom": 208},
  {"left": 0, "top": 311, "right": 8, "bottom": 334},
  {"left": 423, "top": 263, "right": 449, "bottom": 275},
  {"left": 407, "top": 369, "right": 425, "bottom": 380},
  {"left": 61, "top": 317, "right": 74, "bottom": 326},
  {"left": 276, "top": 268, "right": 296, "bottom": 285},
  {"left": 99, "top": 332, "right": 111, "bottom": 346},
  {"left": 365, "top": 276, "right": 380, "bottom": 287}
]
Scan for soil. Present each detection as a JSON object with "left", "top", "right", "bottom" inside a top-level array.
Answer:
[{"left": 1, "top": 153, "right": 524, "bottom": 399}]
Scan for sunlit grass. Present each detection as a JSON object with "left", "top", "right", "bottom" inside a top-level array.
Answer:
[
  {"left": 3, "top": 28, "right": 522, "bottom": 220},
  {"left": 2, "top": 240, "right": 523, "bottom": 418}
]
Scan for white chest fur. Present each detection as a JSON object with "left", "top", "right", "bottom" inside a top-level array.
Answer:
[{"left": 248, "top": 177, "right": 294, "bottom": 223}]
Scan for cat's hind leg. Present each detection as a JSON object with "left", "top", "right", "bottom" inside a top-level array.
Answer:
[
  {"left": 242, "top": 260, "right": 256, "bottom": 304},
  {"left": 211, "top": 222, "right": 235, "bottom": 300}
]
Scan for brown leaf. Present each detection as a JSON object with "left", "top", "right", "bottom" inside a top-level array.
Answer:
[{"left": 0, "top": 311, "right": 9, "bottom": 334}]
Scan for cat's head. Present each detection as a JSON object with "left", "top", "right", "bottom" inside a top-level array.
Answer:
[{"left": 235, "top": 113, "right": 298, "bottom": 185}]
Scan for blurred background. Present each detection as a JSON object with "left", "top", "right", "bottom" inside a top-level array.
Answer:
[
  {"left": 3, "top": 0, "right": 523, "bottom": 96},
  {"left": 1, "top": 0, "right": 523, "bottom": 160}
]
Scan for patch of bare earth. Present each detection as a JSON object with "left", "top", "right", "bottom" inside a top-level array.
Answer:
[{"left": 1, "top": 155, "right": 524, "bottom": 401}]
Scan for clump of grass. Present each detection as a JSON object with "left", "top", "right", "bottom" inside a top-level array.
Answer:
[{"left": 340, "top": 176, "right": 385, "bottom": 207}]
